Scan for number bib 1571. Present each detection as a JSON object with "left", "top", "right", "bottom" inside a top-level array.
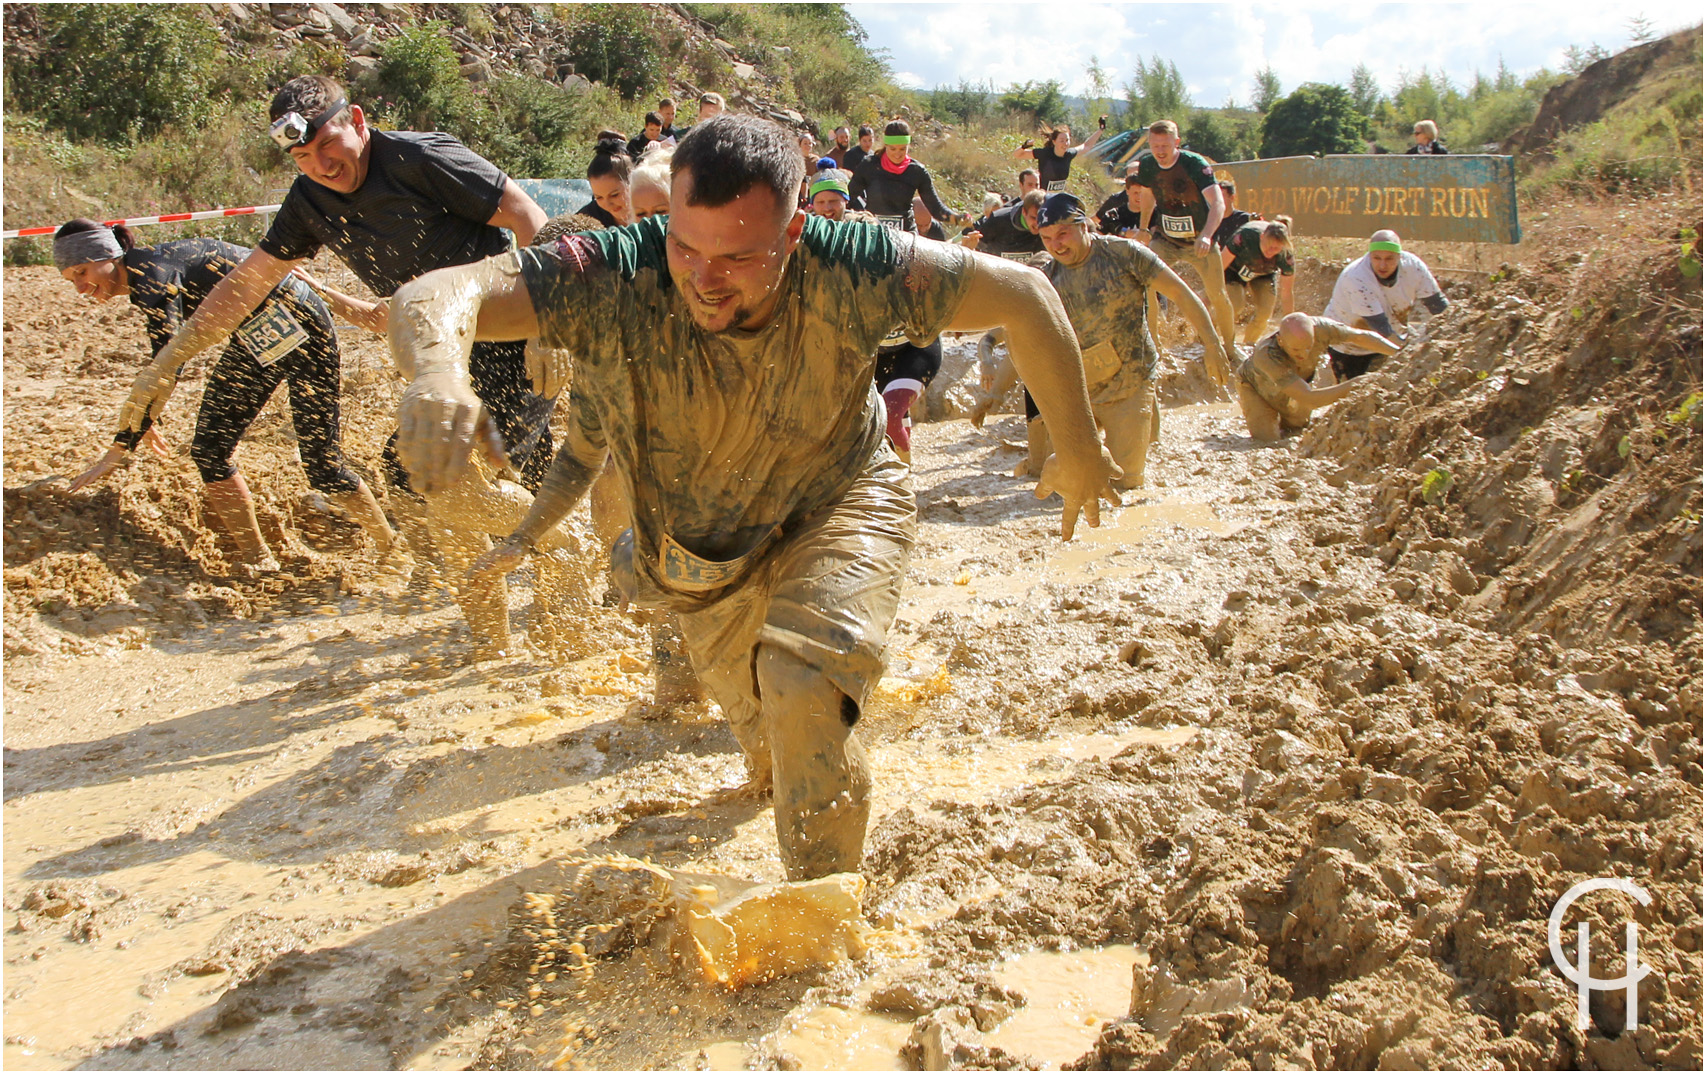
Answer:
[
  {"left": 235, "top": 303, "right": 308, "bottom": 367},
  {"left": 1160, "top": 213, "right": 1197, "bottom": 240}
]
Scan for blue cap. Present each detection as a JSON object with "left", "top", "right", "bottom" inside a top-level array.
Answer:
[
  {"left": 1036, "top": 191, "right": 1088, "bottom": 228},
  {"left": 816, "top": 156, "right": 838, "bottom": 171}
]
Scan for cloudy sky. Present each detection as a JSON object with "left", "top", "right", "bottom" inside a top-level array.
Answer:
[{"left": 845, "top": 2, "right": 1679, "bottom": 107}]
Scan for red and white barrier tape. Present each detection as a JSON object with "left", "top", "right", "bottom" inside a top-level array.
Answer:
[{"left": 2, "top": 205, "right": 282, "bottom": 240}]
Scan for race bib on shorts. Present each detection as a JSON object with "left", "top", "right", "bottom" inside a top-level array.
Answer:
[
  {"left": 874, "top": 214, "right": 908, "bottom": 232},
  {"left": 236, "top": 304, "right": 308, "bottom": 367},
  {"left": 1160, "top": 213, "right": 1197, "bottom": 240}
]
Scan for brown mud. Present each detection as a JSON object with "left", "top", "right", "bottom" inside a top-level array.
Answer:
[{"left": 3, "top": 201, "right": 1701, "bottom": 1070}]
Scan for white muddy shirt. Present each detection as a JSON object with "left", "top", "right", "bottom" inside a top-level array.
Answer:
[{"left": 1324, "top": 251, "right": 1442, "bottom": 355}]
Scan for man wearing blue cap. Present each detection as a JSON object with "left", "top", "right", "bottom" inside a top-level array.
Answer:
[{"left": 1028, "top": 191, "right": 1236, "bottom": 490}]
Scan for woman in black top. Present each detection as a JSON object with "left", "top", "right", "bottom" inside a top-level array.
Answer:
[
  {"left": 582, "top": 138, "right": 635, "bottom": 228},
  {"left": 848, "top": 120, "right": 973, "bottom": 234},
  {"left": 1014, "top": 118, "right": 1105, "bottom": 190},
  {"left": 1406, "top": 120, "right": 1449, "bottom": 155},
  {"left": 58, "top": 219, "right": 398, "bottom": 572}
]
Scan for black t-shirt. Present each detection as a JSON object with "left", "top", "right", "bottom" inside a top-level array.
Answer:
[
  {"left": 1406, "top": 140, "right": 1449, "bottom": 155},
  {"left": 841, "top": 145, "right": 872, "bottom": 175},
  {"left": 579, "top": 200, "right": 621, "bottom": 229},
  {"left": 1095, "top": 191, "right": 1147, "bottom": 236},
  {"left": 1130, "top": 148, "right": 1218, "bottom": 241},
  {"left": 848, "top": 156, "right": 953, "bottom": 232},
  {"left": 1213, "top": 209, "right": 1255, "bottom": 247},
  {"left": 972, "top": 202, "right": 1044, "bottom": 254},
  {"left": 259, "top": 129, "right": 509, "bottom": 297},
  {"left": 123, "top": 239, "right": 307, "bottom": 356},
  {"left": 627, "top": 134, "right": 660, "bottom": 159},
  {"left": 1032, "top": 141, "right": 1078, "bottom": 189}
]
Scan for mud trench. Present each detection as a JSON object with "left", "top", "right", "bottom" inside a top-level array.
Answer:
[{"left": 3, "top": 241, "right": 1701, "bottom": 1072}]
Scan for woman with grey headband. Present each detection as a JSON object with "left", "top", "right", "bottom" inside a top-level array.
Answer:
[{"left": 56, "top": 218, "right": 402, "bottom": 575}]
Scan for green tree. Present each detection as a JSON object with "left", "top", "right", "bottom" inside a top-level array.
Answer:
[
  {"left": 1000, "top": 80, "right": 1069, "bottom": 125},
  {"left": 562, "top": 3, "right": 663, "bottom": 100},
  {"left": 1125, "top": 55, "right": 1191, "bottom": 124},
  {"left": 929, "top": 80, "right": 995, "bottom": 126},
  {"left": 6, "top": 4, "right": 223, "bottom": 142},
  {"left": 1349, "top": 63, "right": 1383, "bottom": 118},
  {"left": 1184, "top": 110, "right": 1251, "bottom": 162},
  {"left": 1627, "top": 15, "right": 1655, "bottom": 43},
  {"left": 1259, "top": 82, "right": 1368, "bottom": 157},
  {"left": 1086, "top": 55, "right": 1112, "bottom": 116},
  {"left": 366, "top": 21, "right": 478, "bottom": 137},
  {"left": 1564, "top": 43, "right": 1610, "bottom": 74},
  {"left": 1250, "top": 66, "right": 1282, "bottom": 113}
]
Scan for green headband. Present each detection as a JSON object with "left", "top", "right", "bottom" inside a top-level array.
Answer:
[
  {"left": 883, "top": 134, "right": 911, "bottom": 146},
  {"left": 1368, "top": 240, "right": 1402, "bottom": 253},
  {"left": 809, "top": 177, "right": 849, "bottom": 199}
]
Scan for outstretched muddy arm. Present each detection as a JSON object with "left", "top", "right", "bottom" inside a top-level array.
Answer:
[{"left": 389, "top": 252, "right": 541, "bottom": 494}]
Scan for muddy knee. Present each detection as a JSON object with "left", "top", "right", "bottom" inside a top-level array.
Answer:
[{"left": 754, "top": 645, "right": 871, "bottom": 880}]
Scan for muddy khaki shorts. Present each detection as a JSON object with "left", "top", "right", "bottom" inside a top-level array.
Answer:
[{"left": 611, "top": 447, "right": 916, "bottom": 768}]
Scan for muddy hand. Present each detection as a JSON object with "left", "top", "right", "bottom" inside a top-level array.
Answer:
[
  {"left": 1034, "top": 446, "right": 1123, "bottom": 541},
  {"left": 968, "top": 394, "right": 994, "bottom": 429},
  {"left": 469, "top": 536, "right": 529, "bottom": 584},
  {"left": 141, "top": 426, "right": 172, "bottom": 461},
  {"left": 396, "top": 371, "right": 485, "bottom": 495},
  {"left": 1206, "top": 343, "right": 1232, "bottom": 389},
  {"left": 524, "top": 338, "right": 571, "bottom": 400},
  {"left": 117, "top": 365, "right": 176, "bottom": 434},
  {"left": 67, "top": 444, "right": 128, "bottom": 493}
]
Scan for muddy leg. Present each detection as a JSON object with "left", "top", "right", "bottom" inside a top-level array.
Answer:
[
  {"left": 1022, "top": 417, "right": 1053, "bottom": 478},
  {"left": 1236, "top": 381, "right": 1285, "bottom": 442},
  {"left": 755, "top": 645, "right": 871, "bottom": 880},
  {"left": 649, "top": 612, "right": 705, "bottom": 706},
  {"left": 1098, "top": 387, "right": 1156, "bottom": 490},
  {"left": 202, "top": 473, "right": 276, "bottom": 568},
  {"left": 1244, "top": 276, "right": 1277, "bottom": 346},
  {"left": 389, "top": 490, "right": 444, "bottom": 590},
  {"left": 1192, "top": 247, "right": 1238, "bottom": 360}
]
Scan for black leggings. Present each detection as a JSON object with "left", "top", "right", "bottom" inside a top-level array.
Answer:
[
  {"left": 875, "top": 338, "right": 943, "bottom": 391},
  {"left": 190, "top": 288, "right": 360, "bottom": 494},
  {"left": 1328, "top": 347, "right": 1377, "bottom": 381},
  {"left": 382, "top": 338, "right": 556, "bottom": 494}
]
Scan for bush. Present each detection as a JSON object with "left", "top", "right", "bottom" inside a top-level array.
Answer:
[
  {"left": 1184, "top": 111, "right": 1256, "bottom": 163},
  {"left": 562, "top": 4, "right": 663, "bottom": 101},
  {"left": 1000, "top": 81, "right": 1069, "bottom": 126},
  {"left": 363, "top": 21, "right": 480, "bottom": 138},
  {"left": 1260, "top": 83, "right": 1368, "bottom": 157},
  {"left": 5, "top": 4, "right": 224, "bottom": 143}
]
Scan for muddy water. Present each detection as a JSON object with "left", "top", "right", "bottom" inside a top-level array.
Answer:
[{"left": 985, "top": 946, "right": 1146, "bottom": 1065}]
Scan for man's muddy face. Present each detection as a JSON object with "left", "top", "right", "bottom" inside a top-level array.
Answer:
[
  {"left": 666, "top": 175, "right": 804, "bottom": 333},
  {"left": 1022, "top": 203, "right": 1040, "bottom": 232},
  {"left": 1369, "top": 249, "right": 1400, "bottom": 279},
  {"left": 811, "top": 191, "right": 848, "bottom": 221},
  {"left": 1148, "top": 130, "right": 1180, "bottom": 168},
  {"left": 1039, "top": 219, "right": 1091, "bottom": 266},
  {"left": 288, "top": 109, "right": 368, "bottom": 194}
]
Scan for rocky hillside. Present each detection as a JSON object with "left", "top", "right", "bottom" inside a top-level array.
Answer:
[{"left": 1504, "top": 26, "right": 1703, "bottom": 157}]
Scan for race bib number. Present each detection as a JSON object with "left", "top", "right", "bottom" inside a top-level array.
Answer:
[
  {"left": 879, "top": 322, "right": 909, "bottom": 348},
  {"left": 1046, "top": 179, "right": 1068, "bottom": 191},
  {"left": 1235, "top": 263, "right": 1256, "bottom": 282},
  {"left": 1081, "top": 339, "right": 1123, "bottom": 387},
  {"left": 1160, "top": 213, "right": 1196, "bottom": 240},
  {"left": 236, "top": 304, "right": 308, "bottom": 367},
  {"left": 874, "top": 214, "right": 908, "bottom": 232}
]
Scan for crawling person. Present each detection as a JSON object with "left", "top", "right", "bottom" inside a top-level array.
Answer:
[
  {"left": 1235, "top": 312, "right": 1397, "bottom": 441},
  {"left": 1220, "top": 216, "right": 1297, "bottom": 345},
  {"left": 395, "top": 114, "right": 1121, "bottom": 880},
  {"left": 1033, "top": 192, "right": 1236, "bottom": 490},
  {"left": 108, "top": 74, "right": 561, "bottom": 660},
  {"left": 57, "top": 219, "right": 400, "bottom": 574},
  {"left": 1322, "top": 230, "right": 1448, "bottom": 381}
]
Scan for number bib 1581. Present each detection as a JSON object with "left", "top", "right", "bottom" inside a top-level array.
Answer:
[{"left": 235, "top": 303, "right": 308, "bottom": 367}]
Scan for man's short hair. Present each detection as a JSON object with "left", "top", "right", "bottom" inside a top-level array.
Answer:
[
  {"left": 1018, "top": 168, "right": 1038, "bottom": 183},
  {"left": 270, "top": 75, "right": 346, "bottom": 124},
  {"left": 658, "top": 96, "right": 676, "bottom": 109},
  {"left": 835, "top": 125, "right": 850, "bottom": 136},
  {"left": 700, "top": 91, "right": 725, "bottom": 107},
  {"left": 1148, "top": 119, "right": 1179, "bottom": 138},
  {"left": 1020, "top": 188, "right": 1048, "bottom": 210},
  {"left": 643, "top": 111, "right": 663, "bottom": 128},
  {"left": 1124, "top": 171, "right": 1144, "bottom": 188},
  {"left": 671, "top": 113, "right": 804, "bottom": 218},
  {"left": 1217, "top": 178, "right": 1236, "bottom": 198}
]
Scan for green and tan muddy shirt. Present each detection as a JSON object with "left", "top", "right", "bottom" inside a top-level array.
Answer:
[
  {"left": 1239, "top": 315, "right": 1357, "bottom": 411},
  {"left": 517, "top": 213, "right": 976, "bottom": 590},
  {"left": 1042, "top": 233, "right": 1164, "bottom": 405}
]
